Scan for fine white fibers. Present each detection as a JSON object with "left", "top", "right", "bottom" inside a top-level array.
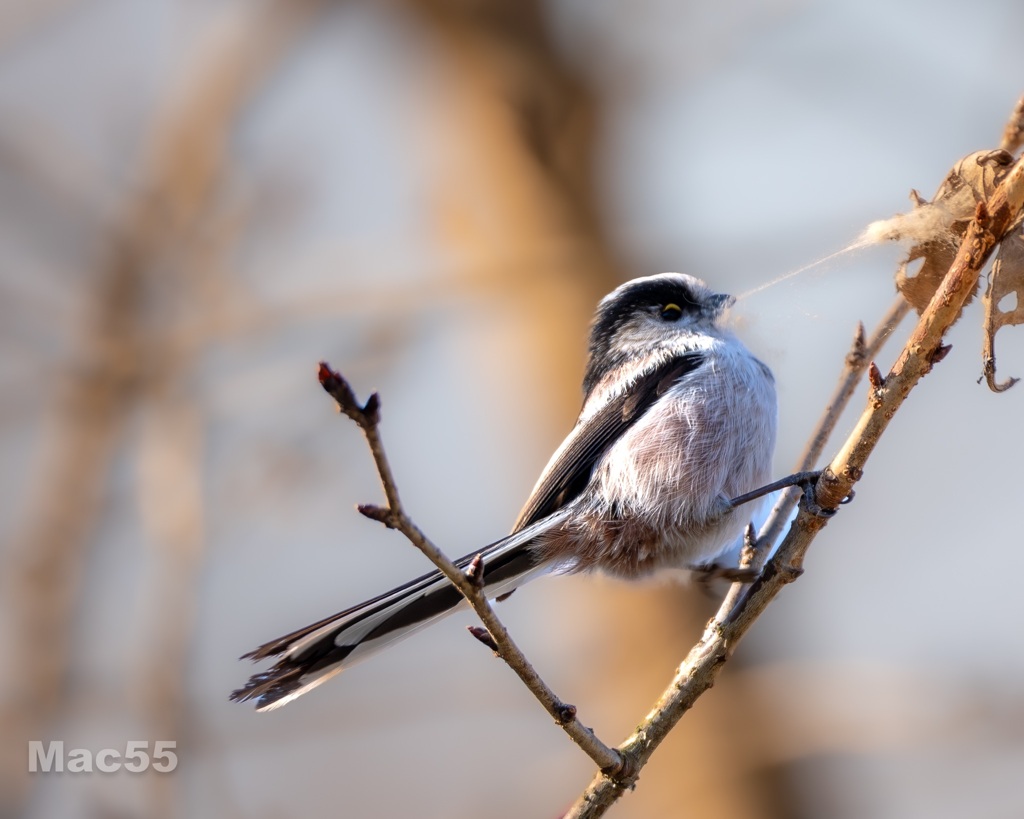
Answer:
[
  {"left": 738, "top": 199, "right": 965, "bottom": 304},
  {"left": 860, "top": 200, "right": 962, "bottom": 248},
  {"left": 737, "top": 242, "right": 868, "bottom": 301}
]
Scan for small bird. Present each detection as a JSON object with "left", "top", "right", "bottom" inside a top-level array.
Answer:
[{"left": 232, "top": 273, "right": 778, "bottom": 710}]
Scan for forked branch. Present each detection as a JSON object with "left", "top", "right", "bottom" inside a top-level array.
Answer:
[{"left": 316, "top": 362, "right": 624, "bottom": 775}]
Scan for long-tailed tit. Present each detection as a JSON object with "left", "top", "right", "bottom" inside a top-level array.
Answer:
[{"left": 232, "top": 272, "right": 777, "bottom": 710}]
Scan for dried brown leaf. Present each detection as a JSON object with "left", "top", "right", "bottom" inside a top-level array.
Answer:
[
  {"left": 895, "top": 150, "right": 1013, "bottom": 313},
  {"left": 981, "top": 220, "right": 1024, "bottom": 391}
]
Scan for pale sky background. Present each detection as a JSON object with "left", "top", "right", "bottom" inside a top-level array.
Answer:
[{"left": 2, "top": 1, "right": 1023, "bottom": 817}]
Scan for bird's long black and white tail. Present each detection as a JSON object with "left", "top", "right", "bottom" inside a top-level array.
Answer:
[{"left": 231, "top": 512, "right": 568, "bottom": 711}]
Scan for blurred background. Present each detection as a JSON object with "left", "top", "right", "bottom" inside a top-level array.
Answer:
[{"left": 1, "top": 1, "right": 1023, "bottom": 817}]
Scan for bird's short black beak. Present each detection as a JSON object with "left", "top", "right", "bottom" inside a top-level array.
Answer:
[{"left": 709, "top": 292, "right": 735, "bottom": 315}]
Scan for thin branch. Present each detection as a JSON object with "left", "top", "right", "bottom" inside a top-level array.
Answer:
[
  {"left": 801, "top": 300, "right": 912, "bottom": 471},
  {"left": 710, "top": 297, "right": 910, "bottom": 621},
  {"left": 755, "top": 296, "right": 911, "bottom": 556},
  {"left": 316, "top": 362, "right": 624, "bottom": 775},
  {"left": 813, "top": 187, "right": 1021, "bottom": 506},
  {"left": 563, "top": 155, "right": 1024, "bottom": 817},
  {"left": 1000, "top": 94, "right": 1024, "bottom": 154}
]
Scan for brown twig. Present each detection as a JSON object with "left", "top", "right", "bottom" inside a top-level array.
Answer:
[
  {"left": 815, "top": 169, "right": 1023, "bottom": 507},
  {"left": 316, "top": 361, "right": 624, "bottom": 775},
  {"left": 563, "top": 155, "right": 1024, "bottom": 818},
  {"left": 1000, "top": 94, "right": 1024, "bottom": 155},
  {"left": 709, "top": 297, "right": 910, "bottom": 628},
  {"left": 752, "top": 296, "right": 911, "bottom": 558}
]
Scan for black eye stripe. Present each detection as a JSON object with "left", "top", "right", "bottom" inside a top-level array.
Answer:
[
  {"left": 595, "top": 282, "right": 700, "bottom": 334},
  {"left": 584, "top": 278, "right": 706, "bottom": 394},
  {"left": 619, "top": 281, "right": 701, "bottom": 314}
]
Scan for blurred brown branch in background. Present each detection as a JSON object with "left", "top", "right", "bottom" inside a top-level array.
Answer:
[
  {"left": 0, "top": 1, "right": 850, "bottom": 816},
  {"left": 0, "top": 1, "right": 325, "bottom": 814},
  {"left": 396, "top": 2, "right": 804, "bottom": 816}
]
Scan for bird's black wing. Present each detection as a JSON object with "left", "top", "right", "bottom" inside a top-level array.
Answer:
[{"left": 512, "top": 352, "right": 705, "bottom": 532}]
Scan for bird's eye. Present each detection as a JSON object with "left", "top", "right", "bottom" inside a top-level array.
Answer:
[{"left": 660, "top": 303, "right": 683, "bottom": 321}]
